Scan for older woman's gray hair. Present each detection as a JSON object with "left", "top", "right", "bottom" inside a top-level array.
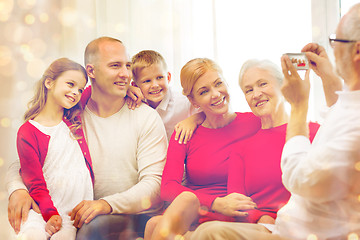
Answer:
[{"left": 238, "top": 59, "right": 284, "bottom": 87}]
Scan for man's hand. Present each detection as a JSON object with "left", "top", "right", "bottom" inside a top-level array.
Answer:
[
  {"left": 45, "top": 215, "right": 62, "bottom": 236},
  {"left": 70, "top": 199, "right": 112, "bottom": 228},
  {"left": 280, "top": 55, "right": 310, "bottom": 108},
  {"left": 211, "top": 193, "right": 257, "bottom": 217},
  {"left": 302, "top": 43, "right": 342, "bottom": 107},
  {"left": 8, "top": 189, "right": 40, "bottom": 234},
  {"left": 281, "top": 54, "right": 310, "bottom": 141},
  {"left": 302, "top": 43, "right": 333, "bottom": 78}
]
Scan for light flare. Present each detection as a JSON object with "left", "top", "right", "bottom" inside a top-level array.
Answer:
[
  {"left": 307, "top": 234, "right": 318, "bottom": 240},
  {"left": 0, "top": 45, "right": 12, "bottom": 66},
  {"left": 141, "top": 196, "right": 151, "bottom": 210},
  {"left": 1, "top": 117, "right": 11, "bottom": 128},
  {"left": 26, "top": 59, "right": 46, "bottom": 78},
  {"left": 159, "top": 227, "right": 170, "bottom": 238},
  {"left": 39, "top": 13, "right": 49, "bottom": 23},
  {"left": 355, "top": 161, "right": 360, "bottom": 171},
  {"left": 24, "top": 14, "right": 35, "bottom": 25},
  {"left": 348, "top": 233, "right": 359, "bottom": 240}
]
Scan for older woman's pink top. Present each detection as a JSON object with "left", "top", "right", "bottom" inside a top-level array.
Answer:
[{"left": 228, "top": 122, "right": 320, "bottom": 223}]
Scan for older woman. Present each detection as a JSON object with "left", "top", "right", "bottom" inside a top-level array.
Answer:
[
  {"left": 145, "top": 58, "right": 261, "bottom": 240},
  {"left": 227, "top": 59, "right": 319, "bottom": 224}
]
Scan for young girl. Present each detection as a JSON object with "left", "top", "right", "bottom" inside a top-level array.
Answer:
[{"left": 16, "top": 58, "right": 94, "bottom": 240}]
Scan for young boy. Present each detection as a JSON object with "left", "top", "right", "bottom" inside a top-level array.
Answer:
[{"left": 131, "top": 50, "right": 204, "bottom": 143}]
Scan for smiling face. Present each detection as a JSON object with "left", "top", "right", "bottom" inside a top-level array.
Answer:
[
  {"left": 241, "top": 67, "right": 283, "bottom": 118},
  {"left": 47, "top": 70, "right": 87, "bottom": 109},
  {"left": 135, "top": 63, "right": 170, "bottom": 108},
  {"left": 190, "top": 70, "right": 230, "bottom": 117},
  {"left": 89, "top": 40, "right": 132, "bottom": 99}
]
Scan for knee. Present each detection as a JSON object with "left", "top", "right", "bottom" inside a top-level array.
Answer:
[
  {"left": 175, "top": 191, "right": 200, "bottom": 207},
  {"left": 144, "top": 216, "right": 163, "bottom": 239},
  {"left": 145, "top": 215, "right": 162, "bottom": 231},
  {"left": 76, "top": 214, "right": 130, "bottom": 240},
  {"left": 191, "top": 221, "right": 227, "bottom": 240},
  {"left": 76, "top": 215, "right": 106, "bottom": 240}
]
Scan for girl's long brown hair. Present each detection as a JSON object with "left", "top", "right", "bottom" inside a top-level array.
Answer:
[{"left": 24, "top": 58, "right": 88, "bottom": 138}]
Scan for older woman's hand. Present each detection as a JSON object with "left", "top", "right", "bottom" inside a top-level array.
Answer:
[{"left": 211, "top": 193, "right": 257, "bottom": 217}]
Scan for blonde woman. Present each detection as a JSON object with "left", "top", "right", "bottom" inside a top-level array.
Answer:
[{"left": 145, "top": 58, "right": 261, "bottom": 239}]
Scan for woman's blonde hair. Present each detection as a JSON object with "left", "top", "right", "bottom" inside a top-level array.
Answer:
[
  {"left": 24, "top": 58, "right": 88, "bottom": 138},
  {"left": 180, "top": 58, "right": 223, "bottom": 97}
]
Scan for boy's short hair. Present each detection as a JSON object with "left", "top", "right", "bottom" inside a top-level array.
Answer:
[{"left": 131, "top": 50, "right": 168, "bottom": 81}]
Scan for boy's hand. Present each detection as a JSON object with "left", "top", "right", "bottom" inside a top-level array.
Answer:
[
  {"left": 174, "top": 119, "right": 195, "bottom": 144},
  {"left": 174, "top": 112, "right": 205, "bottom": 144},
  {"left": 46, "top": 215, "right": 62, "bottom": 236},
  {"left": 126, "top": 85, "right": 144, "bottom": 109},
  {"left": 125, "top": 96, "right": 140, "bottom": 110}
]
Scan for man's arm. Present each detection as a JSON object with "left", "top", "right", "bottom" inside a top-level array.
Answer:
[
  {"left": 6, "top": 160, "right": 40, "bottom": 233},
  {"left": 6, "top": 160, "right": 26, "bottom": 197},
  {"left": 279, "top": 55, "right": 358, "bottom": 202}
]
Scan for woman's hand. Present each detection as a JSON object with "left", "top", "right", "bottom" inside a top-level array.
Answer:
[
  {"left": 211, "top": 193, "right": 257, "bottom": 217},
  {"left": 257, "top": 214, "right": 275, "bottom": 224}
]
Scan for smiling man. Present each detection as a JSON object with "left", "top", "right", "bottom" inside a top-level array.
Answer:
[{"left": 72, "top": 37, "right": 168, "bottom": 240}]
